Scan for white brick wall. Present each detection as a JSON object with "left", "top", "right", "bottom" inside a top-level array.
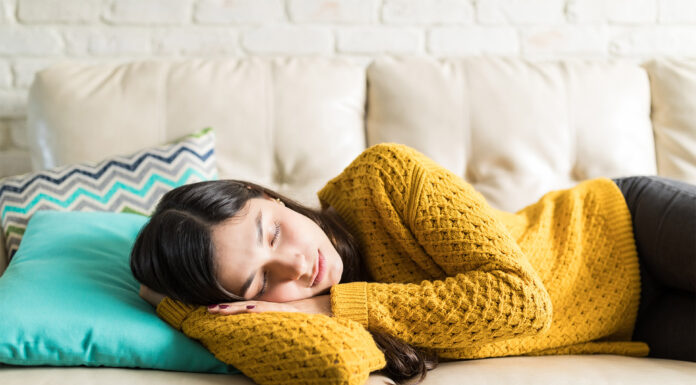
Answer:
[
  {"left": 290, "top": 0, "right": 380, "bottom": 23},
  {"left": 429, "top": 26, "right": 518, "bottom": 54},
  {"left": 243, "top": 26, "right": 333, "bottom": 53},
  {"left": 0, "top": 0, "right": 695, "bottom": 178},
  {"left": 104, "top": 0, "right": 192, "bottom": 25},
  {"left": 196, "top": 0, "right": 285, "bottom": 24},
  {"left": 566, "top": 0, "right": 657, "bottom": 24},
  {"left": 383, "top": 0, "right": 474, "bottom": 23},
  {"left": 477, "top": 0, "right": 566, "bottom": 24},
  {"left": 18, "top": 0, "right": 102, "bottom": 24},
  {"left": 659, "top": 0, "right": 696, "bottom": 23},
  {"left": 337, "top": 26, "right": 423, "bottom": 53},
  {"left": 522, "top": 25, "right": 608, "bottom": 56}
]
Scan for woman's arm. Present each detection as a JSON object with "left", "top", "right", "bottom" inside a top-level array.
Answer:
[
  {"left": 137, "top": 285, "right": 383, "bottom": 384},
  {"left": 139, "top": 283, "right": 333, "bottom": 317},
  {"left": 155, "top": 297, "right": 386, "bottom": 385},
  {"left": 322, "top": 143, "right": 553, "bottom": 350},
  {"left": 139, "top": 284, "right": 165, "bottom": 307}
]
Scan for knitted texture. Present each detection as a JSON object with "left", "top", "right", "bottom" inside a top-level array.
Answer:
[
  {"left": 156, "top": 298, "right": 386, "bottom": 385},
  {"left": 155, "top": 142, "right": 648, "bottom": 383},
  {"left": 319, "top": 143, "right": 648, "bottom": 359}
]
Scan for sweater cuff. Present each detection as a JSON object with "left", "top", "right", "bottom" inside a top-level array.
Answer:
[
  {"left": 330, "top": 282, "right": 369, "bottom": 328},
  {"left": 156, "top": 297, "right": 198, "bottom": 331}
]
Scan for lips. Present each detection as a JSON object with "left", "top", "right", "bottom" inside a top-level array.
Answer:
[
  {"left": 310, "top": 255, "right": 319, "bottom": 287},
  {"left": 311, "top": 249, "right": 326, "bottom": 287}
]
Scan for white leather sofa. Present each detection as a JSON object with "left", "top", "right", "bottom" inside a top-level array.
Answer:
[{"left": 1, "top": 56, "right": 695, "bottom": 384}]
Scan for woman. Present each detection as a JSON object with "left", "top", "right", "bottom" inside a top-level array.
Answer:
[{"left": 131, "top": 143, "right": 695, "bottom": 385}]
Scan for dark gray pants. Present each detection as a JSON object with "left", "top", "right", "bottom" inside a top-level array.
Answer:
[{"left": 611, "top": 176, "right": 696, "bottom": 362}]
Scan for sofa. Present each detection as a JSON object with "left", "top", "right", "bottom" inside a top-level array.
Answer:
[{"left": 1, "top": 55, "right": 695, "bottom": 384}]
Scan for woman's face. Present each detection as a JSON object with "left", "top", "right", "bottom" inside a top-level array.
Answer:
[{"left": 212, "top": 196, "right": 344, "bottom": 303}]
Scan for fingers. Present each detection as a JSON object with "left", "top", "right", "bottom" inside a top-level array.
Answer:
[
  {"left": 206, "top": 301, "right": 297, "bottom": 315},
  {"left": 207, "top": 302, "right": 258, "bottom": 315}
]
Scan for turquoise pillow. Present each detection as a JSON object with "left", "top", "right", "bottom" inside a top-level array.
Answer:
[{"left": 0, "top": 210, "right": 238, "bottom": 374}]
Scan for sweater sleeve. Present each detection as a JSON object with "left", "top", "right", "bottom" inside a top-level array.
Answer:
[
  {"left": 325, "top": 143, "right": 553, "bottom": 350},
  {"left": 156, "top": 297, "right": 386, "bottom": 385}
]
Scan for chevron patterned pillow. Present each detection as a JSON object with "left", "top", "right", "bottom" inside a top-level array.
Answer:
[{"left": 0, "top": 127, "right": 217, "bottom": 261}]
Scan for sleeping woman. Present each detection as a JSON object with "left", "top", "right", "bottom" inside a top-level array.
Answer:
[{"left": 130, "top": 143, "right": 696, "bottom": 385}]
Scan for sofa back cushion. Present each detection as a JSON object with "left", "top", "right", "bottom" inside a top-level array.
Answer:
[
  {"left": 27, "top": 56, "right": 696, "bottom": 215},
  {"left": 367, "top": 56, "right": 656, "bottom": 212},
  {"left": 643, "top": 58, "right": 696, "bottom": 184},
  {"left": 27, "top": 58, "right": 366, "bottom": 207}
]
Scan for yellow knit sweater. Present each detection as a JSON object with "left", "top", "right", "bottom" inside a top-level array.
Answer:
[{"left": 156, "top": 143, "right": 649, "bottom": 384}]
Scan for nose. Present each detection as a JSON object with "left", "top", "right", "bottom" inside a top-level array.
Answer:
[{"left": 276, "top": 253, "right": 309, "bottom": 282}]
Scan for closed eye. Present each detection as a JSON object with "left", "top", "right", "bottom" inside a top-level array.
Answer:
[
  {"left": 271, "top": 222, "right": 280, "bottom": 246},
  {"left": 255, "top": 222, "right": 280, "bottom": 299},
  {"left": 256, "top": 271, "right": 268, "bottom": 298}
]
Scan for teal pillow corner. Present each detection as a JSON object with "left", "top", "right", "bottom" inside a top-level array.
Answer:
[{"left": 0, "top": 210, "right": 239, "bottom": 374}]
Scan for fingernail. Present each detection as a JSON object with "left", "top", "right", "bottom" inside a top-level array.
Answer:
[
  {"left": 246, "top": 305, "right": 255, "bottom": 309},
  {"left": 208, "top": 305, "right": 216, "bottom": 309},
  {"left": 219, "top": 305, "right": 229, "bottom": 309}
]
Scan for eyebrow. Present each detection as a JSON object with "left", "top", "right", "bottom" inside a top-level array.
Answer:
[{"left": 238, "top": 210, "right": 263, "bottom": 298}]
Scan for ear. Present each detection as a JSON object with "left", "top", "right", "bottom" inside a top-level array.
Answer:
[{"left": 260, "top": 193, "right": 284, "bottom": 206}]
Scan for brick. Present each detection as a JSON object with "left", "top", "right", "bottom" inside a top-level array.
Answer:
[
  {"left": 337, "top": 27, "right": 422, "bottom": 53},
  {"left": 610, "top": 26, "right": 696, "bottom": 56},
  {"left": 153, "top": 28, "right": 241, "bottom": 55},
  {"left": 0, "top": 61, "right": 11, "bottom": 88},
  {"left": 289, "top": 0, "right": 379, "bottom": 23},
  {"left": 64, "top": 28, "right": 152, "bottom": 56},
  {"left": 11, "top": 59, "right": 57, "bottom": 88},
  {"left": 18, "top": 0, "right": 101, "bottom": 23},
  {"left": 611, "top": 1, "right": 656, "bottom": 23},
  {"left": 242, "top": 26, "right": 333, "bottom": 54},
  {"left": 566, "top": 0, "right": 656, "bottom": 24},
  {"left": 104, "top": 0, "right": 191, "bottom": 25},
  {"left": 0, "top": 27, "right": 63, "bottom": 55},
  {"left": 429, "top": 26, "right": 518, "bottom": 55},
  {"left": 383, "top": 0, "right": 474, "bottom": 24},
  {"left": 0, "top": 0, "right": 13, "bottom": 24},
  {"left": 522, "top": 25, "right": 608, "bottom": 55},
  {"left": 0, "top": 149, "right": 32, "bottom": 178},
  {"left": 195, "top": 0, "right": 285, "bottom": 24},
  {"left": 9, "top": 119, "right": 27, "bottom": 149},
  {"left": 659, "top": 0, "right": 696, "bottom": 23},
  {"left": 0, "top": 89, "right": 27, "bottom": 119},
  {"left": 477, "top": 0, "right": 565, "bottom": 24}
]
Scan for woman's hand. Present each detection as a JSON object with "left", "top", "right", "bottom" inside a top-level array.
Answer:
[
  {"left": 208, "top": 294, "right": 332, "bottom": 317},
  {"left": 139, "top": 284, "right": 166, "bottom": 307}
]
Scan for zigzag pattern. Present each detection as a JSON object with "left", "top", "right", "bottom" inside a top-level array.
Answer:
[{"left": 0, "top": 128, "right": 218, "bottom": 260}]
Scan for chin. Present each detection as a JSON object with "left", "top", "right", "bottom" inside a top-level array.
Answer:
[{"left": 321, "top": 286, "right": 332, "bottom": 295}]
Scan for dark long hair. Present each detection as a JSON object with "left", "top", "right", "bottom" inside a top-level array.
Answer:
[{"left": 130, "top": 180, "right": 438, "bottom": 383}]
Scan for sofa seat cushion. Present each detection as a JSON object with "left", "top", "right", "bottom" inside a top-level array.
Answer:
[
  {"left": 1, "top": 355, "right": 694, "bottom": 384},
  {"left": 426, "top": 355, "right": 696, "bottom": 384}
]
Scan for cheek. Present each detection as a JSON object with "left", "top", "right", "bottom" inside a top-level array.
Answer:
[
  {"left": 330, "top": 253, "right": 343, "bottom": 284},
  {"left": 265, "top": 282, "right": 310, "bottom": 303}
]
